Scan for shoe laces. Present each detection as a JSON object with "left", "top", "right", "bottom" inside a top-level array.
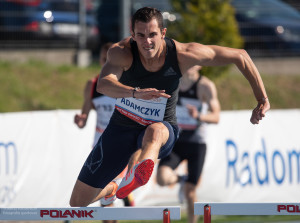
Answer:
[{"left": 125, "top": 161, "right": 140, "bottom": 180}]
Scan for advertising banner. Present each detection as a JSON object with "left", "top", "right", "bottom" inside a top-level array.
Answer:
[
  {"left": 0, "top": 109, "right": 299, "bottom": 207},
  {"left": 0, "top": 110, "right": 95, "bottom": 207},
  {"left": 138, "top": 109, "right": 300, "bottom": 205}
]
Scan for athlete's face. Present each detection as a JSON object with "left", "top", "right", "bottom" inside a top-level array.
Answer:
[{"left": 132, "top": 18, "right": 166, "bottom": 59}]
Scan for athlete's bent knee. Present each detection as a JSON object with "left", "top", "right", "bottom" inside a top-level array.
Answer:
[{"left": 145, "top": 123, "right": 169, "bottom": 143}]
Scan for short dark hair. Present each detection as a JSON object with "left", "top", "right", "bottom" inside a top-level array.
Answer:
[{"left": 131, "top": 7, "right": 164, "bottom": 32}]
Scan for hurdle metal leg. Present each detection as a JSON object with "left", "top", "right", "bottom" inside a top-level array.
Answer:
[
  {"left": 163, "top": 208, "right": 171, "bottom": 223},
  {"left": 203, "top": 204, "right": 211, "bottom": 223}
]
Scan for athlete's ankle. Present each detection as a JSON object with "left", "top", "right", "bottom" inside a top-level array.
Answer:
[{"left": 105, "top": 182, "right": 116, "bottom": 197}]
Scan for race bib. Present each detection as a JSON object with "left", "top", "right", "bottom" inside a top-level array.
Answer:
[
  {"left": 176, "top": 105, "right": 198, "bottom": 130},
  {"left": 115, "top": 97, "right": 167, "bottom": 126},
  {"left": 176, "top": 97, "right": 203, "bottom": 130}
]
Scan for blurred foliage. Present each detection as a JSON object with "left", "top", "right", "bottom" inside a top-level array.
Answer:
[{"left": 167, "top": 0, "right": 244, "bottom": 78}]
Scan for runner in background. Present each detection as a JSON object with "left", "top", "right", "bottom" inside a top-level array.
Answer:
[
  {"left": 157, "top": 65, "right": 221, "bottom": 223},
  {"left": 74, "top": 42, "right": 115, "bottom": 147}
]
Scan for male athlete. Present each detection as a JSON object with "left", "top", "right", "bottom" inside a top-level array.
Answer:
[{"left": 70, "top": 7, "right": 270, "bottom": 207}]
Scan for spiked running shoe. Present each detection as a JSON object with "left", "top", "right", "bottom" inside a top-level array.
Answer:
[
  {"left": 100, "top": 178, "right": 122, "bottom": 206},
  {"left": 116, "top": 159, "right": 154, "bottom": 199}
]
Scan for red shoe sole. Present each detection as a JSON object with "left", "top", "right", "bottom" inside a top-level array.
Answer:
[{"left": 116, "top": 159, "right": 154, "bottom": 199}]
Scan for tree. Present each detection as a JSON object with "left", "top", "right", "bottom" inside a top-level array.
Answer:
[{"left": 167, "top": 0, "right": 243, "bottom": 78}]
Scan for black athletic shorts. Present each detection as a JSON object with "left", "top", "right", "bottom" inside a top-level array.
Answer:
[
  {"left": 158, "top": 141, "right": 206, "bottom": 185},
  {"left": 78, "top": 121, "right": 179, "bottom": 188}
]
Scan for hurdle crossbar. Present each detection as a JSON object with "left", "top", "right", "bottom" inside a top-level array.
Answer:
[
  {"left": 0, "top": 206, "right": 181, "bottom": 221},
  {"left": 195, "top": 203, "right": 300, "bottom": 223}
]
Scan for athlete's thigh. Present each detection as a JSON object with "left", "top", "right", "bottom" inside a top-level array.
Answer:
[
  {"left": 137, "top": 121, "right": 179, "bottom": 159},
  {"left": 159, "top": 122, "right": 180, "bottom": 159},
  {"left": 78, "top": 123, "right": 141, "bottom": 188}
]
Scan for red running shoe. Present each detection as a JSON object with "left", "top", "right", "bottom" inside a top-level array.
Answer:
[{"left": 116, "top": 159, "right": 154, "bottom": 199}]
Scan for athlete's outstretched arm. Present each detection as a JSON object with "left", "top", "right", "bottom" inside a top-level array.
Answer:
[{"left": 176, "top": 41, "right": 270, "bottom": 124}]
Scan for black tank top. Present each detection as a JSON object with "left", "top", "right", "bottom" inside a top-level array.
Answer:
[
  {"left": 110, "top": 37, "right": 182, "bottom": 128},
  {"left": 178, "top": 76, "right": 201, "bottom": 103},
  {"left": 177, "top": 76, "right": 207, "bottom": 143}
]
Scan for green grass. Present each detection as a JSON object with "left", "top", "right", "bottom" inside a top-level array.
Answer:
[
  {"left": 0, "top": 60, "right": 99, "bottom": 112},
  {"left": 1, "top": 59, "right": 300, "bottom": 113},
  {"left": 212, "top": 71, "right": 300, "bottom": 110}
]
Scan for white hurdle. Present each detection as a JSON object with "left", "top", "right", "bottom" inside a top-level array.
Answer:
[
  {"left": 194, "top": 203, "right": 300, "bottom": 223},
  {"left": 0, "top": 206, "right": 181, "bottom": 222}
]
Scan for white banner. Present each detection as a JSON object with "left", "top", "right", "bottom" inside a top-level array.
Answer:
[
  {"left": 0, "top": 110, "right": 95, "bottom": 208},
  {"left": 200, "top": 109, "right": 300, "bottom": 202},
  {"left": 0, "top": 109, "right": 299, "bottom": 208}
]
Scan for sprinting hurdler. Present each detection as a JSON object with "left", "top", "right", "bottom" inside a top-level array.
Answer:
[{"left": 70, "top": 7, "right": 270, "bottom": 207}]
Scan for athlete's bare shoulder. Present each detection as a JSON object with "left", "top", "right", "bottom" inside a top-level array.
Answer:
[
  {"left": 107, "top": 37, "right": 133, "bottom": 69},
  {"left": 197, "top": 75, "right": 218, "bottom": 102},
  {"left": 199, "top": 75, "right": 213, "bottom": 86},
  {"left": 198, "top": 75, "right": 215, "bottom": 91},
  {"left": 172, "top": 39, "right": 215, "bottom": 73},
  {"left": 174, "top": 40, "right": 214, "bottom": 60}
]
